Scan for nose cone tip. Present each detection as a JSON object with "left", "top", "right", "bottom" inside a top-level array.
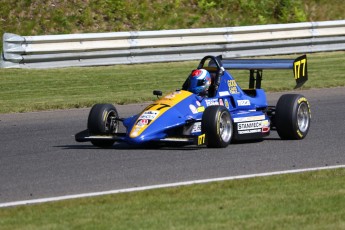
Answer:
[
  {"left": 127, "top": 133, "right": 146, "bottom": 144},
  {"left": 129, "top": 133, "right": 138, "bottom": 138}
]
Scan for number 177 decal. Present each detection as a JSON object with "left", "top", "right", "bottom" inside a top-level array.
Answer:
[{"left": 293, "top": 55, "right": 308, "bottom": 89}]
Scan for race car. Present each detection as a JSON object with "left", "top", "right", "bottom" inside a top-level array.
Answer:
[{"left": 75, "top": 55, "right": 311, "bottom": 148}]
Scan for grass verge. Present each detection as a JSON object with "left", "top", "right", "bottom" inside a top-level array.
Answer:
[
  {"left": 0, "top": 51, "right": 344, "bottom": 114},
  {"left": 0, "top": 168, "right": 344, "bottom": 230}
]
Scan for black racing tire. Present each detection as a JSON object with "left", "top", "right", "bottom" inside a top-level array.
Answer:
[
  {"left": 202, "top": 106, "right": 233, "bottom": 148},
  {"left": 275, "top": 94, "right": 311, "bottom": 140},
  {"left": 87, "top": 104, "right": 119, "bottom": 147}
]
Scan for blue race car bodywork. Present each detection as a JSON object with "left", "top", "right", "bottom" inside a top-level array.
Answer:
[{"left": 75, "top": 55, "right": 310, "bottom": 148}]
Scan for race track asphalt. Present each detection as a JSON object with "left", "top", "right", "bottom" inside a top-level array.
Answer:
[{"left": 0, "top": 87, "right": 344, "bottom": 203}]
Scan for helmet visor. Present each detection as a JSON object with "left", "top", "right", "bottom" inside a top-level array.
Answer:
[{"left": 196, "top": 79, "right": 206, "bottom": 86}]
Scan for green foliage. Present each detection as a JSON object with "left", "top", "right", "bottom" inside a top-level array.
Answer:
[
  {"left": 1, "top": 0, "right": 344, "bottom": 51},
  {"left": 274, "top": 0, "right": 307, "bottom": 22},
  {"left": 0, "top": 0, "right": 344, "bottom": 40},
  {"left": 198, "top": 0, "right": 217, "bottom": 12}
]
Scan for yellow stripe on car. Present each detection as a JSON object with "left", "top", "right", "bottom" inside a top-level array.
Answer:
[{"left": 129, "top": 90, "right": 193, "bottom": 138}]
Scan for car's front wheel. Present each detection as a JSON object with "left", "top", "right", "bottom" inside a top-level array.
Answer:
[
  {"left": 87, "top": 104, "right": 119, "bottom": 147},
  {"left": 202, "top": 106, "right": 233, "bottom": 148},
  {"left": 275, "top": 94, "right": 311, "bottom": 140}
]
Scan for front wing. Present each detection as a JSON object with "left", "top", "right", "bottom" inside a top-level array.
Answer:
[{"left": 75, "top": 130, "right": 206, "bottom": 146}]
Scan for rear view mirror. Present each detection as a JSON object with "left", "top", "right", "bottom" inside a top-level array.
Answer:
[{"left": 153, "top": 90, "right": 162, "bottom": 97}]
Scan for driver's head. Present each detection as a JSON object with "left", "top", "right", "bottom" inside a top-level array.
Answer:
[{"left": 188, "top": 69, "right": 211, "bottom": 95}]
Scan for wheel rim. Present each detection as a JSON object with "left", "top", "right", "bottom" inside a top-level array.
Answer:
[
  {"left": 105, "top": 110, "right": 119, "bottom": 134},
  {"left": 297, "top": 103, "right": 309, "bottom": 132},
  {"left": 219, "top": 111, "right": 232, "bottom": 142}
]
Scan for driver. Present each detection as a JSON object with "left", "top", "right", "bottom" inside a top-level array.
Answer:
[{"left": 187, "top": 69, "right": 212, "bottom": 97}]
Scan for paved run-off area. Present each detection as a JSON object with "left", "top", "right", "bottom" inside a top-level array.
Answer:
[{"left": 0, "top": 87, "right": 344, "bottom": 204}]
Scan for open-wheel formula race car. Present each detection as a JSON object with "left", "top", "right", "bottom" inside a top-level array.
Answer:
[{"left": 75, "top": 55, "right": 311, "bottom": 148}]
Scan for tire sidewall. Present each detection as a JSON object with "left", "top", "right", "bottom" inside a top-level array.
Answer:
[
  {"left": 88, "top": 104, "right": 118, "bottom": 135},
  {"left": 294, "top": 96, "right": 311, "bottom": 138},
  {"left": 275, "top": 94, "right": 311, "bottom": 140},
  {"left": 202, "top": 106, "right": 232, "bottom": 148}
]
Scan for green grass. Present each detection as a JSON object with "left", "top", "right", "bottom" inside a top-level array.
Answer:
[
  {"left": 1, "top": 168, "right": 344, "bottom": 230},
  {"left": 0, "top": 61, "right": 195, "bottom": 113},
  {"left": 232, "top": 51, "right": 345, "bottom": 90},
  {"left": 0, "top": 51, "right": 344, "bottom": 114}
]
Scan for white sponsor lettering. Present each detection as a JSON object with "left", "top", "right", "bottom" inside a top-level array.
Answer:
[
  {"left": 189, "top": 104, "right": 197, "bottom": 114},
  {"left": 205, "top": 99, "right": 219, "bottom": 106},
  {"left": 238, "top": 121, "right": 263, "bottom": 130},
  {"left": 139, "top": 111, "right": 159, "bottom": 120},
  {"left": 219, "top": 91, "right": 230, "bottom": 96},
  {"left": 233, "top": 115, "right": 265, "bottom": 123},
  {"left": 191, "top": 122, "right": 201, "bottom": 133},
  {"left": 238, "top": 129, "right": 261, "bottom": 134},
  {"left": 237, "top": 100, "right": 251, "bottom": 106}
]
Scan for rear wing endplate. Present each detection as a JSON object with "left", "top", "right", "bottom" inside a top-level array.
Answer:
[{"left": 210, "top": 55, "right": 308, "bottom": 89}]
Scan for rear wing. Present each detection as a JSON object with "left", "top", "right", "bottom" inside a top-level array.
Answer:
[{"left": 210, "top": 55, "right": 308, "bottom": 89}]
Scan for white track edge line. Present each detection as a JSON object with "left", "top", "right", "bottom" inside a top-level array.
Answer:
[{"left": 1, "top": 165, "right": 344, "bottom": 208}]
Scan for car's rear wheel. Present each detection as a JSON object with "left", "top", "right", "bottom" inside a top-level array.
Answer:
[
  {"left": 202, "top": 106, "right": 233, "bottom": 148},
  {"left": 87, "top": 104, "right": 119, "bottom": 147},
  {"left": 275, "top": 94, "right": 311, "bottom": 140}
]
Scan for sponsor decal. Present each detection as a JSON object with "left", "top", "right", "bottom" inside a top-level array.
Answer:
[
  {"left": 262, "top": 127, "right": 270, "bottom": 133},
  {"left": 238, "top": 129, "right": 261, "bottom": 134},
  {"left": 238, "top": 121, "right": 263, "bottom": 130},
  {"left": 191, "top": 122, "right": 201, "bottom": 133},
  {"left": 136, "top": 119, "right": 151, "bottom": 127},
  {"left": 262, "top": 120, "right": 270, "bottom": 127},
  {"left": 219, "top": 91, "right": 230, "bottom": 96},
  {"left": 219, "top": 99, "right": 224, "bottom": 106},
  {"left": 294, "top": 57, "right": 307, "bottom": 80},
  {"left": 228, "top": 80, "right": 237, "bottom": 87},
  {"left": 297, "top": 97, "right": 307, "bottom": 104},
  {"left": 297, "top": 97, "right": 311, "bottom": 118},
  {"left": 189, "top": 104, "right": 197, "bottom": 114},
  {"left": 262, "top": 120, "right": 270, "bottom": 133},
  {"left": 190, "top": 104, "right": 205, "bottom": 114},
  {"left": 139, "top": 111, "right": 159, "bottom": 120},
  {"left": 233, "top": 115, "right": 265, "bottom": 123},
  {"left": 224, "top": 99, "right": 230, "bottom": 109},
  {"left": 237, "top": 120, "right": 270, "bottom": 134},
  {"left": 198, "top": 134, "right": 206, "bottom": 145},
  {"left": 205, "top": 98, "right": 219, "bottom": 106},
  {"left": 228, "top": 80, "right": 239, "bottom": 94},
  {"left": 197, "top": 106, "right": 205, "bottom": 113},
  {"left": 196, "top": 101, "right": 201, "bottom": 107},
  {"left": 237, "top": 100, "right": 251, "bottom": 106}
]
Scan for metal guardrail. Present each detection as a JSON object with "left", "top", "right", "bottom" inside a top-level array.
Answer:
[{"left": 1, "top": 20, "right": 345, "bottom": 68}]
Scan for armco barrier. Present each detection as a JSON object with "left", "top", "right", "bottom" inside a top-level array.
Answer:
[{"left": 1, "top": 20, "right": 345, "bottom": 68}]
